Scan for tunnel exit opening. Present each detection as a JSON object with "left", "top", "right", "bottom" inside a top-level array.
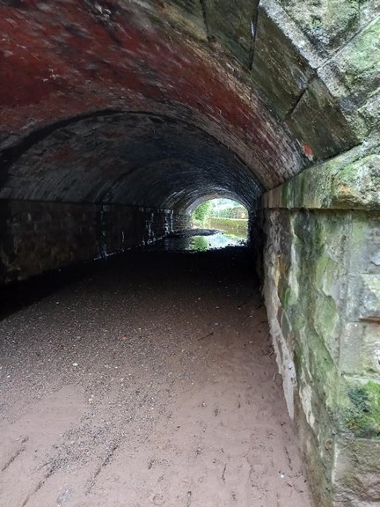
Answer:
[
  {"left": 154, "top": 197, "right": 252, "bottom": 253},
  {"left": 191, "top": 198, "right": 248, "bottom": 239}
]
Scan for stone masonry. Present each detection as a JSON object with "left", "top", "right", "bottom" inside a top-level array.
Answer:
[
  {"left": 0, "top": 200, "right": 188, "bottom": 285},
  {"left": 264, "top": 140, "right": 380, "bottom": 506}
]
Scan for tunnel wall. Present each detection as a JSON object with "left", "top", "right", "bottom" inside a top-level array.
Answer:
[
  {"left": 263, "top": 143, "right": 380, "bottom": 507},
  {"left": 0, "top": 200, "right": 188, "bottom": 285}
]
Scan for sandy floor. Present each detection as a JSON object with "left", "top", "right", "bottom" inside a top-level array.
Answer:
[{"left": 0, "top": 247, "right": 312, "bottom": 507}]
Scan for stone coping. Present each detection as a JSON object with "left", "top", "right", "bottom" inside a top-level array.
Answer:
[{"left": 263, "top": 138, "right": 380, "bottom": 210}]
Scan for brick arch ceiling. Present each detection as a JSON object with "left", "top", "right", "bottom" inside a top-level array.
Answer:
[
  {"left": 0, "top": 0, "right": 360, "bottom": 210},
  {"left": 0, "top": 112, "right": 263, "bottom": 210}
]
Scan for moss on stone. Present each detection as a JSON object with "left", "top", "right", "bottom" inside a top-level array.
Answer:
[
  {"left": 331, "top": 155, "right": 380, "bottom": 209},
  {"left": 341, "top": 19, "right": 380, "bottom": 88},
  {"left": 283, "top": 286, "right": 293, "bottom": 308},
  {"left": 345, "top": 381, "right": 380, "bottom": 438},
  {"left": 266, "top": 150, "right": 380, "bottom": 211},
  {"left": 279, "top": 0, "right": 360, "bottom": 49}
]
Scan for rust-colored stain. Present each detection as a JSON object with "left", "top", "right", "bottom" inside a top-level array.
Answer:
[
  {"left": 303, "top": 143, "right": 313, "bottom": 161},
  {"left": 1, "top": 1, "right": 245, "bottom": 124}
]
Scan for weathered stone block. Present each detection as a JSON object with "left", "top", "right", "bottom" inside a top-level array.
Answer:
[
  {"left": 252, "top": 2, "right": 314, "bottom": 119},
  {"left": 348, "top": 213, "right": 380, "bottom": 276},
  {"left": 338, "top": 376, "right": 380, "bottom": 441},
  {"left": 340, "top": 322, "right": 380, "bottom": 376},
  {"left": 319, "top": 18, "right": 380, "bottom": 110},
  {"left": 330, "top": 156, "right": 380, "bottom": 211},
  {"left": 300, "top": 329, "right": 341, "bottom": 410},
  {"left": 292, "top": 211, "right": 347, "bottom": 359},
  {"left": 278, "top": 0, "right": 361, "bottom": 52},
  {"left": 347, "top": 275, "right": 380, "bottom": 323},
  {"left": 359, "top": 91, "right": 380, "bottom": 136},
  {"left": 359, "top": 276, "right": 380, "bottom": 323},
  {"left": 333, "top": 437, "right": 380, "bottom": 505},
  {"left": 264, "top": 148, "right": 380, "bottom": 211},
  {"left": 294, "top": 397, "right": 335, "bottom": 507},
  {"left": 287, "top": 77, "right": 359, "bottom": 159}
]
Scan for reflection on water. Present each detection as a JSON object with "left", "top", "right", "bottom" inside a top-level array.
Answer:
[
  {"left": 189, "top": 233, "right": 245, "bottom": 251},
  {"left": 148, "top": 230, "right": 246, "bottom": 253}
]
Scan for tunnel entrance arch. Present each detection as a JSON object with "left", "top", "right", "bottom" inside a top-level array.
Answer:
[{"left": 0, "top": 0, "right": 379, "bottom": 505}]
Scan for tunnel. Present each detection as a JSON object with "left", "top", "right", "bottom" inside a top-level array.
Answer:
[
  {"left": 1, "top": 111, "right": 262, "bottom": 236},
  {"left": 0, "top": 1, "right": 379, "bottom": 506}
]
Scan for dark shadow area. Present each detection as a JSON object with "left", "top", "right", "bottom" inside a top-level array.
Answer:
[
  {"left": 0, "top": 113, "right": 262, "bottom": 209},
  {"left": 0, "top": 242, "right": 258, "bottom": 321},
  {"left": 0, "top": 263, "right": 95, "bottom": 321}
]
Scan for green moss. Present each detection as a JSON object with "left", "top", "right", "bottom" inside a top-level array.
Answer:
[
  {"left": 345, "top": 381, "right": 380, "bottom": 438},
  {"left": 331, "top": 155, "right": 380, "bottom": 210},
  {"left": 311, "top": 17, "right": 323, "bottom": 30},
  {"left": 307, "top": 331, "right": 340, "bottom": 407},
  {"left": 283, "top": 286, "right": 292, "bottom": 308},
  {"left": 343, "top": 19, "right": 380, "bottom": 82}
]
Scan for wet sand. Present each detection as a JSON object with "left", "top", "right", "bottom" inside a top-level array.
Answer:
[{"left": 0, "top": 246, "right": 311, "bottom": 507}]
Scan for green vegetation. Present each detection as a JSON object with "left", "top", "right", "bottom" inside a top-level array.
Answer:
[
  {"left": 208, "top": 217, "right": 248, "bottom": 237},
  {"left": 191, "top": 199, "right": 248, "bottom": 236},
  {"left": 192, "top": 236, "right": 208, "bottom": 251},
  {"left": 192, "top": 201, "right": 211, "bottom": 227},
  {"left": 345, "top": 381, "right": 380, "bottom": 438},
  {"left": 210, "top": 204, "right": 247, "bottom": 219}
]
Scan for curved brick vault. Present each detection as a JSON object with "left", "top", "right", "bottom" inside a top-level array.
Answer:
[
  {"left": 0, "top": 0, "right": 377, "bottom": 209},
  {"left": 1, "top": 0, "right": 377, "bottom": 214},
  {"left": 1, "top": 111, "right": 263, "bottom": 209},
  {"left": 1, "top": 1, "right": 379, "bottom": 506},
  {"left": 0, "top": 0, "right": 303, "bottom": 209}
]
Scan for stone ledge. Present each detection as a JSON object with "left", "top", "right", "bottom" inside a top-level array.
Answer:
[{"left": 263, "top": 140, "right": 380, "bottom": 210}]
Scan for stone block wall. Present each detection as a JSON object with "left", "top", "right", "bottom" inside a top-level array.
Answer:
[
  {"left": 0, "top": 200, "right": 188, "bottom": 285},
  {"left": 263, "top": 143, "right": 380, "bottom": 506}
]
